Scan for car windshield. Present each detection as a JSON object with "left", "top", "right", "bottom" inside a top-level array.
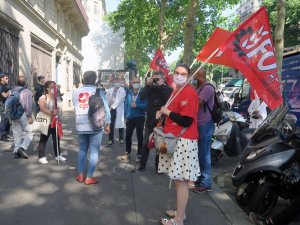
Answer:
[{"left": 225, "top": 79, "right": 243, "bottom": 87}]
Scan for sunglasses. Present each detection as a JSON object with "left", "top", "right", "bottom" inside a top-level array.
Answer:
[{"left": 133, "top": 82, "right": 140, "bottom": 84}]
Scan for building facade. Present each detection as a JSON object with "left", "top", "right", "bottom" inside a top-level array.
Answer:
[
  {"left": 81, "top": 0, "right": 125, "bottom": 86},
  {"left": 0, "top": 0, "right": 89, "bottom": 110},
  {"left": 236, "top": 0, "right": 262, "bottom": 23}
]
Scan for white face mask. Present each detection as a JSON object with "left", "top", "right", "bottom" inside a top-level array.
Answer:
[
  {"left": 114, "top": 82, "right": 121, "bottom": 88},
  {"left": 132, "top": 83, "right": 140, "bottom": 89},
  {"left": 50, "top": 89, "right": 54, "bottom": 94},
  {"left": 173, "top": 74, "right": 187, "bottom": 86}
]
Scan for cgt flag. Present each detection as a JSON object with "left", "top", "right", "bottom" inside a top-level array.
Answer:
[
  {"left": 150, "top": 48, "right": 173, "bottom": 87},
  {"left": 197, "top": 7, "right": 283, "bottom": 110}
]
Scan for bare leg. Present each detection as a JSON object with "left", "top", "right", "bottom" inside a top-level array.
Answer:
[{"left": 174, "top": 180, "right": 188, "bottom": 225}]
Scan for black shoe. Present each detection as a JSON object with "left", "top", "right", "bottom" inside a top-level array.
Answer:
[
  {"left": 17, "top": 147, "right": 29, "bottom": 159},
  {"left": 138, "top": 166, "right": 145, "bottom": 172},
  {"left": 1, "top": 135, "right": 9, "bottom": 142},
  {"left": 135, "top": 155, "right": 141, "bottom": 164},
  {"left": 249, "top": 212, "right": 271, "bottom": 225},
  {"left": 14, "top": 152, "right": 21, "bottom": 158},
  {"left": 106, "top": 140, "right": 113, "bottom": 147}
]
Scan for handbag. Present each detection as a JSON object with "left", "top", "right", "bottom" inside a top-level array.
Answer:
[
  {"left": 151, "top": 126, "right": 186, "bottom": 155},
  {"left": 32, "top": 111, "right": 51, "bottom": 135}
]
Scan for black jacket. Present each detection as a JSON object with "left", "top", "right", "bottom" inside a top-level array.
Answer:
[
  {"left": 0, "top": 84, "right": 10, "bottom": 103},
  {"left": 34, "top": 83, "right": 44, "bottom": 103},
  {"left": 140, "top": 84, "right": 173, "bottom": 126}
]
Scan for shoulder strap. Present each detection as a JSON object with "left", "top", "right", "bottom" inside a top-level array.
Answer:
[
  {"left": 95, "top": 88, "right": 101, "bottom": 96},
  {"left": 197, "top": 83, "right": 214, "bottom": 95},
  {"left": 198, "top": 83, "right": 215, "bottom": 113}
]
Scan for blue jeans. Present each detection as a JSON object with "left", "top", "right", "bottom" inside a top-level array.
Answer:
[
  {"left": 77, "top": 132, "right": 103, "bottom": 177},
  {"left": 197, "top": 120, "right": 215, "bottom": 187}
]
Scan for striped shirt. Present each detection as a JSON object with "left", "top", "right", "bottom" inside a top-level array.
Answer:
[{"left": 19, "top": 87, "right": 33, "bottom": 117}]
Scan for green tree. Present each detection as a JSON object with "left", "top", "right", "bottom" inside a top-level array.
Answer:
[
  {"left": 106, "top": 0, "right": 238, "bottom": 76},
  {"left": 263, "top": 0, "right": 300, "bottom": 48},
  {"left": 274, "top": 0, "right": 286, "bottom": 79}
]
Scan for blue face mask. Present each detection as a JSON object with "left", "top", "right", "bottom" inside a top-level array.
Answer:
[
  {"left": 114, "top": 82, "right": 121, "bottom": 88},
  {"left": 132, "top": 83, "right": 140, "bottom": 89},
  {"left": 191, "top": 79, "right": 198, "bottom": 85}
]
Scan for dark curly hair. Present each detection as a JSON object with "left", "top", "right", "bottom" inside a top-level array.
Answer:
[{"left": 44, "top": 81, "right": 55, "bottom": 94}]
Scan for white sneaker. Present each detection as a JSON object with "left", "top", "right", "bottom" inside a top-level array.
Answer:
[
  {"left": 39, "top": 157, "right": 48, "bottom": 164},
  {"left": 55, "top": 155, "right": 66, "bottom": 161}
]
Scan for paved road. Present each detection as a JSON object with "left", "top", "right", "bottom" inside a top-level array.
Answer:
[{"left": 0, "top": 111, "right": 256, "bottom": 225}]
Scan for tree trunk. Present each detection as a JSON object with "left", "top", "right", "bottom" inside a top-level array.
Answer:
[
  {"left": 274, "top": 0, "right": 286, "bottom": 81},
  {"left": 159, "top": 0, "right": 168, "bottom": 50},
  {"left": 183, "top": 0, "right": 201, "bottom": 65}
]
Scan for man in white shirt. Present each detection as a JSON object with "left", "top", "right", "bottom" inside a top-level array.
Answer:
[
  {"left": 248, "top": 92, "right": 267, "bottom": 129},
  {"left": 106, "top": 78, "right": 126, "bottom": 146}
]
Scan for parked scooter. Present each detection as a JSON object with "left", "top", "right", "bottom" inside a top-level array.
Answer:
[
  {"left": 211, "top": 111, "right": 254, "bottom": 164},
  {"left": 231, "top": 104, "right": 300, "bottom": 216}
]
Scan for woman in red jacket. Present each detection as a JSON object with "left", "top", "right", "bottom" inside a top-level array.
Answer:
[{"left": 158, "top": 64, "right": 200, "bottom": 225}]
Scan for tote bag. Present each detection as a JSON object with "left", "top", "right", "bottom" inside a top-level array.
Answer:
[{"left": 32, "top": 111, "right": 51, "bottom": 135}]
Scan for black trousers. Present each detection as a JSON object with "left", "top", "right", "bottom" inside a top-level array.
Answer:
[
  {"left": 38, "top": 126, "right": 61, "bottom": 158},
  {"left": 140, "top": 125, "right": 159, "bottom": 169},
  {"left": 109, "top": 109, "right": 124, "bottom": 143},
  {"left": 271, "top": 194, "right": 300, "bottom": 225},
  {"left": 0, "top": 113, "right": 10, "bottom": 137},
  {"left": 125, "top": 117, "right": 145, "bottom": 155}
]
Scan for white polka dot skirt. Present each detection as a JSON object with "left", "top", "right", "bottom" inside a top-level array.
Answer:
[{"left": 158, "top": 138, "right": 200, "bottom": 181}]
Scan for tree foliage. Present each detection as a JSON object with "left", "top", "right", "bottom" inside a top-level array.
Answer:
[
  {"left": 106, "top": 0, "right": 238, "bottom": 76},
  {"left": 263, "top": 0, "right": 300, "bottom": 48}
]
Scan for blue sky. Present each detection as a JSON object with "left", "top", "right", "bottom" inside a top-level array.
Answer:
[{"left": 106, "top": 0, "right": 119, "bottom": 13}]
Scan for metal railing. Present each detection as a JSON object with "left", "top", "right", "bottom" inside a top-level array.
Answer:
[{"left": 0, "top": 27, "right": 19, "bottom": 86}]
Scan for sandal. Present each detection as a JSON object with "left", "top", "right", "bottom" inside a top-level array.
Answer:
[
  {"left": 165, "top": 210, "right": 186, "bottom": 221},
  {"left": 161, "top": 218, "right": 178, "bottom": 225}
]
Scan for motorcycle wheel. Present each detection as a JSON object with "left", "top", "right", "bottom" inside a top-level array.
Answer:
[
  {"left": 236, "top": 183, "right": 254, "bottom": 205},
  {"left": 210, "top": 149, "right": 223, "bottom": 165},
  {"left": 250, "top": 185, "right": 278, "bottom": 216}
]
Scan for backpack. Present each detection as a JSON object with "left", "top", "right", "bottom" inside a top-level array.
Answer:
[
  {"left": 198, "top": 83, "right": 223, "bottom": 124},
  {"left": 5, "top": 87, "right": 25, "bottom": 120},
  {"left": 88, "top": 88, "right": 106, "bottom": 130}
]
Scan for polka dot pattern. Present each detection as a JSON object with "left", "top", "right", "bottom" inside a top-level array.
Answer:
[{"left": 158, "top": 138, "right": 200, "bottom": 181}]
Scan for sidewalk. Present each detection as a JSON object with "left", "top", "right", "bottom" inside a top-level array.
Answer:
[{"left": 0, "top": 111, "right": 253, "bottom": 225}]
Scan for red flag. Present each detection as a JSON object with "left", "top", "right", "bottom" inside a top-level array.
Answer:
[
  {"left": 50, "top": 82, "right": 63, "bottom": 138},
  {"left": 150, "top": 49, "right": 173, "bottom": 87},
  {"left": 197, "top": 7, "right": 283, "bottom": 110},
  {"left": 51, "top": 116, "right": 63, "bottom": 138},
  {"left": 196, "top": 28, "right": 233, "bottom": 67}
]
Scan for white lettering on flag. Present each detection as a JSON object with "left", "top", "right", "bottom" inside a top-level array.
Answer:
[{"left": 245, "top": 38, "right": 276, "bottom": 71}]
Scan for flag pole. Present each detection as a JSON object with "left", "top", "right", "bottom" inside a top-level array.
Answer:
[
  {"left": 133, "top": 87, "right": 141, "bottom": 104},
  {"left": 189, "top": 59, "right": 197, "bottom": 69},
  {"left": 144, "top": 67, "right": 152, "bottom": 78},
  {"left": 133, "top": 68, "right": 151, "bottom": 104},
  {"left": 53, "top": 83, "right": 60, "bottom": 166},
  {"left": 165, "top": 48, "right": 220, "bottom": 107},
  {"left": 55, "top": 120, "right": 60, "bottom": 166}
]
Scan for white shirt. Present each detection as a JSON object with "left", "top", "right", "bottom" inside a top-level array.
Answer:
[{"left": 248, "top": 99, "right": 267, "bottom": 129}]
